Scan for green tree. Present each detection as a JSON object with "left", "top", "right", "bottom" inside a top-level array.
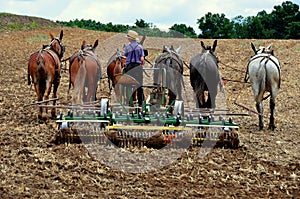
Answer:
[
  {"left": 169, "top": 23, "right": 197, "bottom": 38},
  {"left": 270, "top": 1, "right": 300, "bottom": 38},
  {"left": 197, "top": 12, "right": 234, "bottom": 38},
  {"left": 286, "top": 21, "right": 300, "bottom": 39},
  {"left": 244, "top": 16, "right": 266, "bottom": 39},
  {"left": 135, "top": 19, "right": 150, "bottom": 28},
  {"left": 232, "top": 15, "right": 248, "bottom": 38}
]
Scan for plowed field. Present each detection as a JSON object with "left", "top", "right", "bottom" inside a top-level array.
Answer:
[{"left": 0, "top": 28, "right": 299, "bottom": 198}]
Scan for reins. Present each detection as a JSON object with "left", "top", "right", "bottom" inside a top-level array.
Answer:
[
  {"left": 232, "top": 80, "right": 267, "bottom": 117},
  {"left": 218, "top": 60, "right": 246, "bottom": 73}
]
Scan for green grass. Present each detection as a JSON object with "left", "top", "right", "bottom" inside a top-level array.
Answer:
[
  {"left": 26, "top": 34, "right": 48, "bottom": 43},
  {"left": 239, "top": 43, "right": 249, "bottom": 48},
  {"left": 29, "top": 21, "right": 38, "bottom": 28},
  {"left": 0, "top": 12, "right": 12, "bottom": 16},
  {"left": 8, "top": 23, "right": 27, "bottom": 30},
  {"left": 0, "top": 12, "right": 58, "bottom": 31},
  {"left": 7, "top": 21, "right": 39, "bottom": 30}
]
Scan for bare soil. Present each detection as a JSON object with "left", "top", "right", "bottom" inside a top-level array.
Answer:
[{"left": 0, "top": 27, "right": 299, "bottom": 198}]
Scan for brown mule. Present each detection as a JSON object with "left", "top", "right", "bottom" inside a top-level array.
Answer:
[
  {"left": 106, "top": 50, "right": 127, "bottom": 98},
  {"left": 68, "top": 40, "right": 102, "bottom": 104},
  {"left": 28, "top": 30, "right": 65, "bottom": 120}
]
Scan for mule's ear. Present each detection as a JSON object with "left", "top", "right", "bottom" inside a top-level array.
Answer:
[
  {"left": 50, "top": 33, "right": 54, "bottom": 39},
  {"left": 163, "top": 45, "right": 167, "bottom": 52},
  {"left": 59, "top": 30, "right": 63, "bottom": 40},
  {"left": 200, "top": 41, "right": 205, "bottom": 49},
  {"left": 176, "top": 45, "right": 182, "bottom": 54},
  {"left": 93, "top": 39, "right": 99, "bottom": 49},
  {"left": 250, "top": 42, "right": 256, "bottom": 54},
  {"left": 212, "top": 40, "right": 217, "bottom": 52},
  {"left": 81, "top": 40, "right": 86, "bottom": 50},
  {"left": 170, "top": 45, "right": 175, "bottom": 51}
]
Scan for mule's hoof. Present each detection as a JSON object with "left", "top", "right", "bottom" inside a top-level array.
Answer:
[
  {"left": 51, "top": 110, "right": 57, "bottom": 119},
  {"left": 38, "top": 115, "right": 43, "bottom": 123},
  {"left": 38, "top": 114, "right": 48, "bottom": 123},
  {"left": 268, "top": 125, "right": 276, "bottom": 131}
]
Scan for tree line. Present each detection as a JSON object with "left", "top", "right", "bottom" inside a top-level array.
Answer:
[{"left": 56, "top": 1, "right": 299, "bottom": 39}]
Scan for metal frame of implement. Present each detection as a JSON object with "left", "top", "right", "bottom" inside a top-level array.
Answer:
[{"left": 55, "top": 98, "right": 240, "bottom": 148}]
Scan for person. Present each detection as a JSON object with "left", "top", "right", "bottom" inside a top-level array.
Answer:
[{"left": 123, "top": 30, "right": 145, "bottom": 107}]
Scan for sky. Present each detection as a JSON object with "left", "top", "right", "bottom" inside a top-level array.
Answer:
[{"left": 1, "top": 0, "right": 299, "bottom": 33}]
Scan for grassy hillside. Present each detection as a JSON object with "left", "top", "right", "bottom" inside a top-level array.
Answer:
[{"left": 0, "top": 13, "right": 60, "bottom": 31}]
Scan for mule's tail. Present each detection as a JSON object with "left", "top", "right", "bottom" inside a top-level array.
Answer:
[
  {"left": 27, "top": 62, "right": 31, "bottom": 86},
  {"left": 35, "top": 50, "right": 47, "bottom": 96},
  {"left": 73, "top": 58, "right": 86, "bottom": 104},
  {"left": 36, "top": 50, "right": 46, "bottom": 76}
]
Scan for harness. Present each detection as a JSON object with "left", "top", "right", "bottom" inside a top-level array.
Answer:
[
  {"left": 71, "top": 49, "right": 102, "bottom": 81},
  {"left": 50, "top": 38, "right": 65, "bottom": 59},
  {"left": 155, "top": 50, "right": 183, "bottom": 70},
  {"left": 154, "top": 50, "right": 185, "bottom": 91},
  {"left": 244, "top": 53, "right": 281, "bottom": 88},
  {"left": 35, "top": 48, "right": 61, "bottom": 83}
]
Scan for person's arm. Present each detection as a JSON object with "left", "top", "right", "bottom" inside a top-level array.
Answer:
[
  {"left": 140, "top": 46, "right": 145, "bottom": 65},
  {"left": 141, "top": 56, "right": 145, "bottom": 65}
]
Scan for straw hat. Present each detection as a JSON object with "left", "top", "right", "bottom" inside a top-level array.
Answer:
[{"left": 126, "top": 30, "right": 139, "bottom": 41}]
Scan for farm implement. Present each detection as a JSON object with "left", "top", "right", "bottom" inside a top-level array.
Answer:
[{"left": 54, "top": 98, "right": 240, "bottom": 149}]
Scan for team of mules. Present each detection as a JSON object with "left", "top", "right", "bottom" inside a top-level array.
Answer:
[{"left": 27, "top": 30, "right": 281, "bottom": 130}]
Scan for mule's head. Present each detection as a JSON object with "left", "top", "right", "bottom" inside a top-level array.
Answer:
[
  {"left": 251, "top": 42, "right": 274, "bottom": 56},
  {"left": 200, "top": 40, "right": 217, "bottom": 53},
  {"left": 162, "top": 45, "right": 182, "bottom": 54},
  {"left": 49, "top": 30, "right": 65, "bottom": 59},
  {"left": 162, "top": 45, "right": 170, "bottom": 53},
  {"left": 81, "top": 39, "right": 99, "bottom": 53},
  {"left": 200, "top": 40, "right": 218, "bottom": 63},
  {"left": 115, "top": 49, "right": 126, "bottom": 67}
]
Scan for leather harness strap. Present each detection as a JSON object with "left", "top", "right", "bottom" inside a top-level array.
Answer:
[
  {"left": 244, "top": 54, "right": 281, "bottom": 88},
  {"left": 44, "top": 49, "right": 61, "bottom": 83}
]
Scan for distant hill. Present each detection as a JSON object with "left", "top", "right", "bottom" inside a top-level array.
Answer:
[{"left": 0, "top": 13, "right": 60, "bottom": 31}]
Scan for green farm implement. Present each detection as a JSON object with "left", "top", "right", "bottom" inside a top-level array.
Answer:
[{"left": 55, "top": 98, "right": 240, "bottom": 149}]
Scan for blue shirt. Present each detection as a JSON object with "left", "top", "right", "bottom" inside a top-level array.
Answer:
[{"left": 124, "top": 41, "right": 144, "bottom": 65}]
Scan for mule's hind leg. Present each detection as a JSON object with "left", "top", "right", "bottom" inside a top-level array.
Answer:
[
  {"left": 51, "top": 81, "right": 59, "bottom": 118},
  {"left": 86, "top": 77, "right": 97, "bottom": 103},
  {"left": 206, "top": 91, "right": 217, "bottom": 109},
  {"left": 268, "top": 96, "right": 276, "bottom": 130},
  {"left": 196, "top": 90, "right": 205, "bottom": 108},
  {"left": 44, "top": 79, "right": 53, "bottom": 118},
  {"left": 34, "top": 83, "right": 43, "bottom": 120},
  {"left": 256, "top": 101, "right": 264, "bottom": 130},
  {"left": 168, "top": 89, "right": 176, "bottom": 106},
  {"left": 253, "top": 79, "right": 265, "bottom": 130}
]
